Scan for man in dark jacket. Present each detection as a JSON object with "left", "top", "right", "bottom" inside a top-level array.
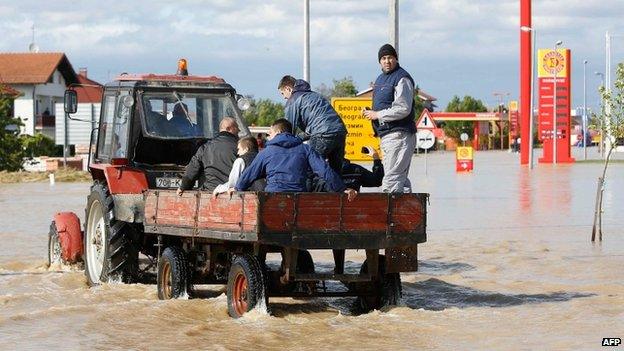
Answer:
[
  {"left": 177, "top": 117, "right": 239, "bottom": 195},
  {"left": 278, "top": 75, "right": 347, "bottom": 174},
  {"left": 312, "top": 151, "right": 384, "bottom": 192},
  {"left": 235, "top": 119, "right": 357, "bottom": 201},
  {"left": 363, "top": 44, "right": 417, "bottom": 193}
]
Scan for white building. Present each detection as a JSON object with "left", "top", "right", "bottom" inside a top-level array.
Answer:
[{"left": 0, "top": 52, "right": 78, "bottom": 138}]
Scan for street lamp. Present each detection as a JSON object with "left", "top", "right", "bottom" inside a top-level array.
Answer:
[
  {"left": 552, "top": 40, "right": 563, "bottom": 165},
  {"left": 520, "top": 26, "right": 537, "bottom": 169},
  {"left": 595, "top": 71, "right": 605, "bottom": 156},
  {"left": 583, "top": 59, "right": 588, "bottom": 160}
]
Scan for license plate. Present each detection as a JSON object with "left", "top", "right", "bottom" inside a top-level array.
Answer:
[{"left": 156, "top": 177, "right": 182, "bottom": 188}]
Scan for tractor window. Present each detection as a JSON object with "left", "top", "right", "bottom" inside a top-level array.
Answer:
[
  {"left": 97, "top": 95, "right": 117, "bottom": 161},
  {"left": 140, "top": 92, "right": 248, "bottom": 139},
  {"left": 112, "top": 92, "right": 132, "bottom": 158}
]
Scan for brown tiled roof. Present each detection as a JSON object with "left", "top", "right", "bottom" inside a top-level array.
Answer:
[
  {"left": 0, "top": 52, "right": 78, "bottom": 85},
  {"left": 75, "top": 74, "right": 103, "bottom": 103}
]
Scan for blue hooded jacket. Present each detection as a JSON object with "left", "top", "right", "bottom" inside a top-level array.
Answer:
[
  {"left": 235, "top": 132, "right": 346, "bottom": 192},
  {"left": 285, "top": 79, "right": 347, "bottom": 137}
]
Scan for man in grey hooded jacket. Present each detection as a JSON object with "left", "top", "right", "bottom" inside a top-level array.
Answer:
[{"left": 278, "top": 75, "right": 347, "bottom": 174}]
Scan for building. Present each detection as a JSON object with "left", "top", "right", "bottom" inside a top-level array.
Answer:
[{"left": 0, "top": 52, "right": 78, "bottom": 137}]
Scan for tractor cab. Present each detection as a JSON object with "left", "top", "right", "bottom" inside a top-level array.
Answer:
[{"left": 64, "top": 60, "right": 250, "bottom": 190}]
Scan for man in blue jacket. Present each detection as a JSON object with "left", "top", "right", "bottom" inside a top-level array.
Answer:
[
  {"left": 278, "top": 75, "right": 347, "bottom": 174},
  {"left": 234, "top": 119, "right": 357, "bottom": 201}
]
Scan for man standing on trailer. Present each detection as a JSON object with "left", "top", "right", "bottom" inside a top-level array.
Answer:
[{"left": 363, "top": 44, "right": 417, "bottom": 193}]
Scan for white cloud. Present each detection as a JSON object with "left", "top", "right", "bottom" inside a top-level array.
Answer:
[{"left": 0, "top": 0, "right": 622, "bottom": 108}]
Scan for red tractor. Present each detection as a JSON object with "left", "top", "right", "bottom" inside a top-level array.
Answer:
[{"left": 49, "top": 61, "right": 428, "bottom": 318}]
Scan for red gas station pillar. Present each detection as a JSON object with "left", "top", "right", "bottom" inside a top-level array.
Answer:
[
  {"left": 519, "top": 0, "right": 532, "bottom": 165},
  {"left": 473, "top": 121, "right": 479, "bottom": 150}
]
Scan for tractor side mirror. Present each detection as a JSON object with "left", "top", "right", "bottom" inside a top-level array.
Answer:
[{"left": 64, "top": 89, "right": 78, "bottom": 114}]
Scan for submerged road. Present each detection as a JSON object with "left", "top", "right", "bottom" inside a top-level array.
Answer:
[{"left": 1, "top": 148, "right": 622, "bottom": 350}]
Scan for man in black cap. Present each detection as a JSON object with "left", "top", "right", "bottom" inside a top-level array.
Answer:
[{"left": 363, "top": 44, "right": 416, "bottom": 193}]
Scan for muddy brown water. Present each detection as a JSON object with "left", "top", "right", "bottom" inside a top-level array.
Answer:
[{"left": 1, "top": 151, "right": 623, "bottom": 350}]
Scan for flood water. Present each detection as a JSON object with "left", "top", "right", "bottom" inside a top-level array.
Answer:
[{"left": 1, "top": 149, "right": 623, "bottom": 350}]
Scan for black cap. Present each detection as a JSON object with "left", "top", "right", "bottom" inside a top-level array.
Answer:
[{"left": 378, "top": 44, "right": 397, "bottom": 62}]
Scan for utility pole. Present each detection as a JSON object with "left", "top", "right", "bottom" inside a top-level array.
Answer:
[
  {"left": 583, "top": 60, "right": 588, "bottom": 160},
  {"left": 389, "top": 0, "right": 399, "bottom": 53},
  {"left": 303, "top": 0, "right": 310, "bottom": 83}
]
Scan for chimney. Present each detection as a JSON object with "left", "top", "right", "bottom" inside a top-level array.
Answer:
[{"left": 78, "top": 67, "right": 88, "bottom": 78}]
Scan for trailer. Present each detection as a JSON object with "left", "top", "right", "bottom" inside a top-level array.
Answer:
[{"left": 144, "top": 190, "right": 427, "bottom": 317}]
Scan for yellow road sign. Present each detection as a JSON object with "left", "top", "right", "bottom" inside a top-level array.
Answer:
[{"left": 331, "top": 97, "right": 379, "bottom": 161}]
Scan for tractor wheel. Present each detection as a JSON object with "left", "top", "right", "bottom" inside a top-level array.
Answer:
[
  {"left": 47, "top": 221, "right": 62, "bottom": 266},
  {"left": 157, "top": 247, "right": 189, "bottom": 299},
  {"left": 227, "top": 254, "right": 268, "bottom": 318},
  {"left": 84, "top": 182, "right": 138, "bottom": 286},
  {"left": 356, "top": 255, "right": 402, "bottom": 312}
]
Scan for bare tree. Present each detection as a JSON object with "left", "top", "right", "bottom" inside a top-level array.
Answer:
[{"left": 592, "top": 62, "right": 624, "bottom": 241}]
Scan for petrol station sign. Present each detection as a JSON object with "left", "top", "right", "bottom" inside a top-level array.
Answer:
[
  {"left": 331, "top": 98, "right": 379, "bottom": 161},
  {"left": 509, "top": 100, "right": 519, "bottom": 141},
  {"left": 537, "top": 48, "right": 575, "bottom": 163}
]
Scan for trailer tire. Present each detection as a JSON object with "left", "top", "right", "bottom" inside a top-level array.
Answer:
[
  {"left": 47, "top": 221, "right": 62, "bottom": 266},
  {"left": 227, "top": 254, "right": 267, "bottom": 318},
  {"left": 84, "top": 182, "right": 139, "bottom": 286},
  {"left": 357, "top": 255, "right": 402, "bottom": 312},
  {"left": 157, "top": 246, "right": 189, "bottom": 299}
]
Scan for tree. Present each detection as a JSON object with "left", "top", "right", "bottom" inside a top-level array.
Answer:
[
  {"left": 316, "top": 77, "right": 358, "bottom": 99},
  {"left": 0, "top": 94, "right": 24, "bottom": 171},
  {"left": 442, "top": 95, "right": 488, "bottom": 140},
  {"left": 591, "top": 62, "right": 624, "bottom": 241},
  {"left": 243, "top": 97, "right": 284, "bottom": 127},
  {"left": 21, "top": 133, "right": 57, "bottom": 158}
]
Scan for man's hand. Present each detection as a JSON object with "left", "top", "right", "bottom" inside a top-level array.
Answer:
[
  {"left": 176, "top": 188, "right": 184, "bottom": 196},
  {"left": 371, "top": 149, "right": 380, "bottom": 160},
  {"left": 363, "top": 109, "right": 379, "bottom": 121},
  {"left": 344, "top": 188, "right": 358, "bottom": 202}
]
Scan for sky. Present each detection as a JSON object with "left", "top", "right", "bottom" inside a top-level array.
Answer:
[{"left": 2, "top": 0, "right": 624, "bottom": 112}]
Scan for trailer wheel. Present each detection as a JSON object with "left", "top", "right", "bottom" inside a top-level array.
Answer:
[
  {"left": 357, "top": 255, "right": 402, "bottom": 312},
  {"left": 84, "top": 182, "right": 138, "bottom": 286},
  {"left": 47, "top": 221, "right": 62, "bottom": 266},
  {"left": 157, "top": 247, "right": 189, "bottom": 299},
  {"left": 227, "top": 254, "right": 267, "bottom": 318}
]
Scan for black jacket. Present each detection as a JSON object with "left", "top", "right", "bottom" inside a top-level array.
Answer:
[
  {"left": 312, "top": 158, "right": 383, "bottom": 192},
  {"left": 180, "top": 131, "right": 238, "bottom": 191}
]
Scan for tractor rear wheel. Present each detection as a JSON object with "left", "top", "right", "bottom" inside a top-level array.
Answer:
[
  {"left": 84, "top": 182, "right": 138, "bottom": 286},
  {"left": 227, "top": 254, "right": 268, "bottom": 318},
  {"left": 356, "top": 255, "right": 402, "bottom": 312},
  {"left": 157, "top": 246, "right": 189, "bottom": 299}
]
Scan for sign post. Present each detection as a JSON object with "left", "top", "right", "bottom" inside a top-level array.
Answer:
[
  {"left": 331, "top": 98, "right": 378, "bottom": 161},
  {"left": 416, "top": 129, "right": 435, "bottom": 176},
  {"left": 416, "top": 110, "right": 437, "bottom": 176},
  {"left": 537, "top": 48, "right": 575, "bottom": 163}
]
